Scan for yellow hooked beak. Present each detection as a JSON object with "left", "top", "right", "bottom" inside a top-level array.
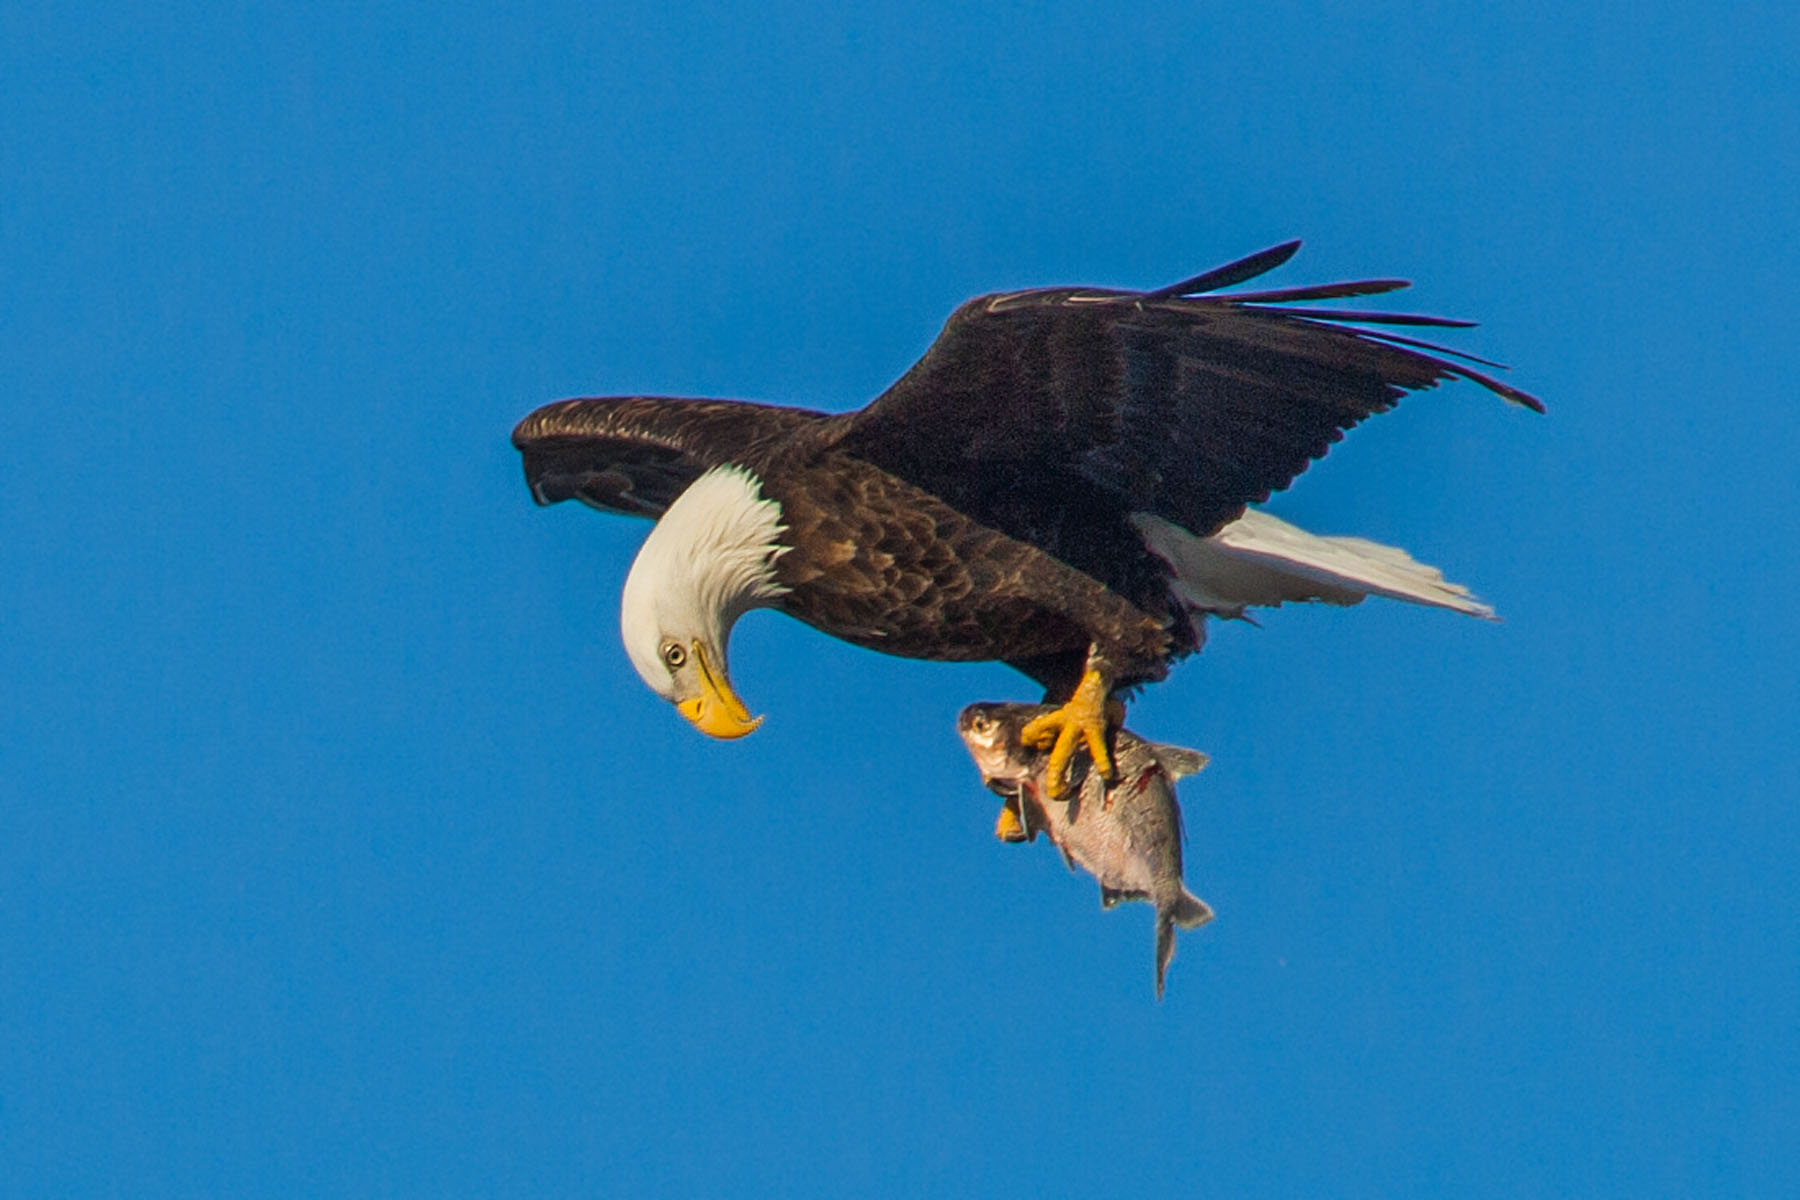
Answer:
[{"left": 675, "top": 640, "right": 763, "bottom": 739}]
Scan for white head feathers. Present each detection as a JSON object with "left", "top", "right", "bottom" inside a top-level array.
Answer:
[{"left": 619, "top": 464, "right": 791, "bottom": 698}]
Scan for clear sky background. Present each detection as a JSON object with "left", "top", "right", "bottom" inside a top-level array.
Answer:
[{"left": 4, "top": 2, "right": 1796, "bottom": 1195}]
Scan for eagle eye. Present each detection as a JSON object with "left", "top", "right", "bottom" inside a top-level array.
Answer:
[{"left": 662, "top": 641, "right": 687, "bottom": 670}]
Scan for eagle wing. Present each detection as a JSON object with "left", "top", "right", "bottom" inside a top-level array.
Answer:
[
  {"left": 829, "top": 241, "right": 1542, "bottom": 546},
  {"left": 512, "top": 396, "right": 827, "bottom": 518}
]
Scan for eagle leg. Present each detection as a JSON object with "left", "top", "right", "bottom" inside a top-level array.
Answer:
[{"left": 1019, "top": 657, "right": 1121, "bottom": 800}]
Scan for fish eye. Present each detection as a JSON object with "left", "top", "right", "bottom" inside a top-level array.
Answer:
[
  {"left": 661, "top": 641, "right": 687, "bottom": 669},
  {"left": 970, "top": 712, "right": 994, "bottom": 736}
]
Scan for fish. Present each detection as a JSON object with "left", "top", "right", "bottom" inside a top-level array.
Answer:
[{"left": 958, "top": 701, "right": 1214, "bottom": 999}]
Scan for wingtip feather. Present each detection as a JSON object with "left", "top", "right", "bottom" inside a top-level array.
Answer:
[{"left": 1146, "top": 240, "right": 1304, "bottom": 300}]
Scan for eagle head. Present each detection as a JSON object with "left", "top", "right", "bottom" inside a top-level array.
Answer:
[{"left": 618, "top": 464, "right": 790, "bottom": 739}]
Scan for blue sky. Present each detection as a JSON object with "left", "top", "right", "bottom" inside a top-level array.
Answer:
[{"left": 4, "top": 1, "right": 1796, "bottom": 1195}]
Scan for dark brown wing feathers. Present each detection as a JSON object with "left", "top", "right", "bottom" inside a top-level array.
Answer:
[
  {"left": 832, "top": 242, "right": 1541, "bottom": 555},
  {"left": 1142, "top": 239, "right": 1302, "bottom": 299},
  {"left": 512, "top": 396, "right": 826, "bottom": 517}
]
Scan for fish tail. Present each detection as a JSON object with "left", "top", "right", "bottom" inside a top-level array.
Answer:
[
  {"left": 1172, "top": 890, "right": 1214, "bottom": 929},
  {"left": 1155, "top": 892, "right": 1214, "bottom": 999},
  {"left": 1155, "top": 915, "right": 1175, "bottom": 1001}
]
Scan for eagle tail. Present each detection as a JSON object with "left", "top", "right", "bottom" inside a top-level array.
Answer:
[{"left": 1134, "top": 509, "right": 1496, "bottom": 620}]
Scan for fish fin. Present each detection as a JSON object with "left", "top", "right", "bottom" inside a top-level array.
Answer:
[
  {"left": 1150, "top": 744, "right": 1210, "bottom": 779},
  {"left": 1172, "top": 891, "right": 1214, "bottom": 930},
  {"left": 1059, "top": 845, "right": 1077, "bottom": 872},
  {"left": 1102, "top": 885, "right": 1149, "bottom": 909}
]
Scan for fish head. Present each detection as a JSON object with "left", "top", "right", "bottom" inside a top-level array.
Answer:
[{"left": 956, "top": 701, "right": 1050, "bottom": 789}]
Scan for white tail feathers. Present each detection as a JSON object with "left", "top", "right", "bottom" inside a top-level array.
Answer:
[{"left": 1132, "top": 509, "right": 1495, "bottom": 621}]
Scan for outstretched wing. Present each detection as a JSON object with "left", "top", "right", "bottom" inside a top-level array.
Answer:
[
  {"left": 830, "top": 241, "right": 1542, "bottom": 545},
  {"left": 512, "top": 396, "right": 827, "bottom": 518}
]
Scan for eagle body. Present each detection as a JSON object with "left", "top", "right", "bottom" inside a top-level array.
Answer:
[
  {"left": 524, "top": 399, "right": 1173, "bottom": 695},
  {"left": 513, "top": 241, "right": 1539, "bottom": 738},
  {"left": 766, "top": 451, "right": 1174, "bottom": 689}
]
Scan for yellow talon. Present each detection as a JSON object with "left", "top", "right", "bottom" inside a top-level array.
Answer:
[
  {"left": 994, "top": 803, "right": 1029, "bottom": 843},
  {"left": 1019, "top": 668, "right": 1117, "bottom": 799}
]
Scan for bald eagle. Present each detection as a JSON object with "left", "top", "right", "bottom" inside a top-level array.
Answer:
[{"left": 513, "top": 242, "right": 1539, "bottom": 794}]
